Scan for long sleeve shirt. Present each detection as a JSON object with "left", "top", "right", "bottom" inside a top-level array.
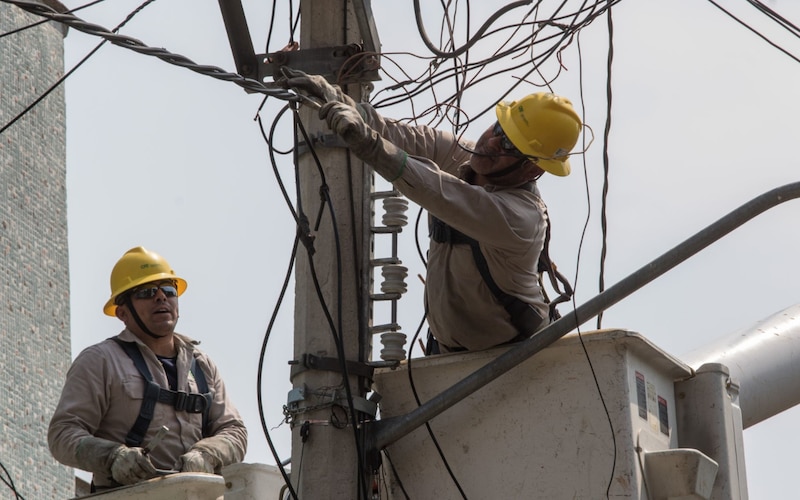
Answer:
[
  {"left": 360, "top": 104, "right": 550, "bottom": 351},
  {"left": 48, "top": 329, "right": 247, "bottom": 487}
]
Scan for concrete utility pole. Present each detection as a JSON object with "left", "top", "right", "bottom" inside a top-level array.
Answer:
[{"left": 290, "top": 1, "right": 373, "bottom": 498}]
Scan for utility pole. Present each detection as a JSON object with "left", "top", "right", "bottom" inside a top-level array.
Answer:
[
  {"left": 290, "top": 2, "right": 374, "bottom": 498},
  {"left": 217, "top": 0, "right": 381, "bottom": 495}
]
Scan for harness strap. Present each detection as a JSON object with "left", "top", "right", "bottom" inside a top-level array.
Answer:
[
  {"left": 112, "top": 338, "right": 211, "bottom": 447},
  {"left": 429, "top": 216, "right": 543, "bottom": 338},
  {"left": 536, "top": 206, "right": 574, "bottom": 321}
]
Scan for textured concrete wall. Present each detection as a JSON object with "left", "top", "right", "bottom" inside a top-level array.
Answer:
[{"left": 0, "top": 2, "right": 73, "bottom": 499}]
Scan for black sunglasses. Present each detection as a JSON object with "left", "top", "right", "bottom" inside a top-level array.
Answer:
[
  {"left": 131, "top": 283, "right": 178, "bottom": 300},
  {"left": 493, "top": 122, "right": 522, "bottom": 154}
]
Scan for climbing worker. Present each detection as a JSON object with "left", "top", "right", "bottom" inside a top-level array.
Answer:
[
  {"left": 48, "top": 247, "right": 247, "bottom": 491},
  {"left": 280, "top": 68, "right": 581, "bottom": 353}
]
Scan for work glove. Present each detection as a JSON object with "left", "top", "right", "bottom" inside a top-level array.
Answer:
[
  {"left": 179, "top": 435, "right": 243, "bottom": 474},
  {"left": 75, "top": 436, "right": 156, "bottom": 485},
  {"left": 179, "top": 449, "right": 217, "bottom": 473},
  {"left": 109, "top": 445, "right": 158, "bottom": 485},
  {"left": 277, "top": 67, "right": 357, "bottom": 108},
  {"left": 319, "top": 101, "right": 408, "bottom": 182}
]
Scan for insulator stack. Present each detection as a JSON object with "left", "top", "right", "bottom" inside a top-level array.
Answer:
[{"left": 369, "top": 191, "right": 410, "bottom": 361}]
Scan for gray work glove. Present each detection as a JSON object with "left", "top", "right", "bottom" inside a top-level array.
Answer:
[
  {"left": 109, "top": 445, "right": 158, "bottom": 485},
  {"left": 75, "top": 436, "right": 156, "bottom": 485},
  {"left": 179, "top": 449, "right": 217, "bottom": 473},
  {"left": 179, "top": 435, "right": 243, "bottom": 474},
  {"left": 277, "top": 67, "right": 357, "bottom": 108},
  {"left": 319, "top": 101, "right": 408, "bottom": 181}
]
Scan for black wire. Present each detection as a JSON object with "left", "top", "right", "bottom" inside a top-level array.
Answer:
[
  {"left": 372, "top": 0, "right": 622, "bottom": 124},
  {"left": 1, "top": 0, "right": 301, "bottom": 98},
  {"left": 254, "top": 232, "right": 300, "bottom": 500},
  {"left": 0, "top": 0, "right": 105, "bottom": 39},
  {"left": 291, "top": 108, "right": 372, "bottom": 499},
  {"left": 745, "top": 0, "right": 800, "bottom": 36},
  {"left": 0, "top": 460, "right": 24, "bottom": 500},
  {"left": 413, "top": 206, "right": 427, "bottom": 269},
  {"left": 596, "top": 2, "right": 613, "bottom": 330},
  {"left": 705, "top": 0, "right": 800, "bottom": 64},
  {"left": 372, "top": 21, "right": 584, "bottom": 128},
  {"left": 0, "top": 0, "right": 159, "bottom": 136},
  {"left": 413, "top": 0, "right": 536, "bottom": 59},
  {"left": 404, "top": 308, "right": 468, "bottom": 499},
  {"left": 382, "top": 449, "right": 411, "bottom": 500},
  {"left": 258, "top": 105, "right": 302, "bottom": 224},
  {"left": 574, "top": 24, "right": 617, "bottom": 500}
]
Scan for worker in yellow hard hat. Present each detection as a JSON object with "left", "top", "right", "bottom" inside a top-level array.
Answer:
[
  {"left": 281, "top": 69, "right": 583, "bottom": 353},
  {"left": 48, "top": 247, "right": 247, "bottom": 491}
]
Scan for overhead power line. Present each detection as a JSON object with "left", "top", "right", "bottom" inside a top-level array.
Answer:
[{"left": 1, "top": 0, "right": 300, "bottom": 100}]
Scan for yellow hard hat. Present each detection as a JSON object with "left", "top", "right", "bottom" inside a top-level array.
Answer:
[
  {"left": 495, "top": 92, "right": 582, "bottom": 177},
  {"left": 103, "top": 247, "right": 187, "bottom": 316}
]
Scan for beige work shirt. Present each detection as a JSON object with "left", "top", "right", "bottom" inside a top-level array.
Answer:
[
  {"left": 48, "top": 329, "right": 247, "bottom": 487},
  {"left": 360, "top": 104, "right": 550, "bottom": 351}
]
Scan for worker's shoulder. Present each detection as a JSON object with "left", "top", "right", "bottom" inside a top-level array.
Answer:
[{"left": 76, "top": 336, "right": 120, "bottom": 354}]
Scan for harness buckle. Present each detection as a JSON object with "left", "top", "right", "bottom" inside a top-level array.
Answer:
[{"left": 173, "top": 391, "right": 208, "bottom": 413}]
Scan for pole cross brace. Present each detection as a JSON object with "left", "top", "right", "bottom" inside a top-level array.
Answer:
[{"left": 260, "top": 44, "right": 380, "bottom": 88}]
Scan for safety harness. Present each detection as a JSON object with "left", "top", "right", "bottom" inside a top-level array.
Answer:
[
  {"left": 112, "top": 338, "right": 212, "bottom": 447},
  {"left": 428, "top": 201, "right": 573, "bottom": 337}
]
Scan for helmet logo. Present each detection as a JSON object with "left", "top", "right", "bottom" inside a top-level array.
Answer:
[{"left": 516, "top": 105, "right": 529, "bottom": 127}]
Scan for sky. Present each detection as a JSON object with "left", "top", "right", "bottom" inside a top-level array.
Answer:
[{"left": 33, "top": 0, "right": 800, "bottom": 496}]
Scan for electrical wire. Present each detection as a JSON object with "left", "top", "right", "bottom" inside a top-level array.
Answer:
[
  {"left": 405, "top": 310, "right": 468, "bottom": 499},
  {"left": 381, "top": 449, "right": 410, "bottom": 500},
  {"left": 6, "top": 0, "right": 794, "bottom": 495},
  {"left": 252, "top": 98, "right": 374, "bottom": 498},
  {"left": 595, "top": 2, "right": 613, "bottom": 330},
  {"left": 0, "top": 0, "right": 158, "bottom": 136},
  {"left": 572, "top": 20, "right": 617, "bottom": 500},
  {"left": 287, "top": 107, "right": 373, "bottom": 499},
  {"left": 705, "top": 0, "right": 800, "bottom": 64},
  {"left": 0, "top": 0, "right": 104, "bottom": 39},
  {"left": 0, "top": 0, "right": 301, "bottom": 99},
  {"left": 413, "top": 0, "right": 535, "bottom": 59},
  {"left": 362, "top": 1, "right": 649, "bottom": 496},
  {"left": 252, "top": 226, "right": 299, "bottom": 498},
  {"left": 745, "top": 0, "right": 800, "bottom": 36},
  {"left": 0, "top": 460, "right": 24, "bottom": 500}
]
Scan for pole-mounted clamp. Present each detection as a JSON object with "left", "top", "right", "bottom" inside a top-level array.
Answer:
[{"left": 289, "top": 353, "right": 375, "bottom": 383}]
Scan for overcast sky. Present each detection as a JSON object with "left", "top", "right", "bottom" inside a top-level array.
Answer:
[{"left": 48, "top": 0, "right": 800, "bottom": 497}]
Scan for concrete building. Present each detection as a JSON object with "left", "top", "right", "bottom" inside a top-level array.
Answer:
[{"left": 0, "top": 1, "right": 73, "bottom": 498}]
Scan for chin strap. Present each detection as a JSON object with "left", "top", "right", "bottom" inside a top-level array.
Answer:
[{"left": 122, "top": 295, "right": 163, "bottom": 339}]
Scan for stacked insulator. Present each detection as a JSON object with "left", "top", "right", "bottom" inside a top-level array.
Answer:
[{"left": 369, "top": 193, "right": 409, "bottom": 361}]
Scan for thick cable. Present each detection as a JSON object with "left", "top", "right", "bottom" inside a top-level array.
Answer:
[
  {"left": 254, "top": 231, "right": 299, "bottom": 500},
  {"left": 291, "top": 108, "right": 372, "bottom": 498}
]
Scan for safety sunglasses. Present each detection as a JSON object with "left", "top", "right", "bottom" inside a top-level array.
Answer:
[
  {"left": 131, "top": 283, "right": 178, "bottom": 300},
  {"left": 492, "top": 122, "right": 522, "bottom": 155}
]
